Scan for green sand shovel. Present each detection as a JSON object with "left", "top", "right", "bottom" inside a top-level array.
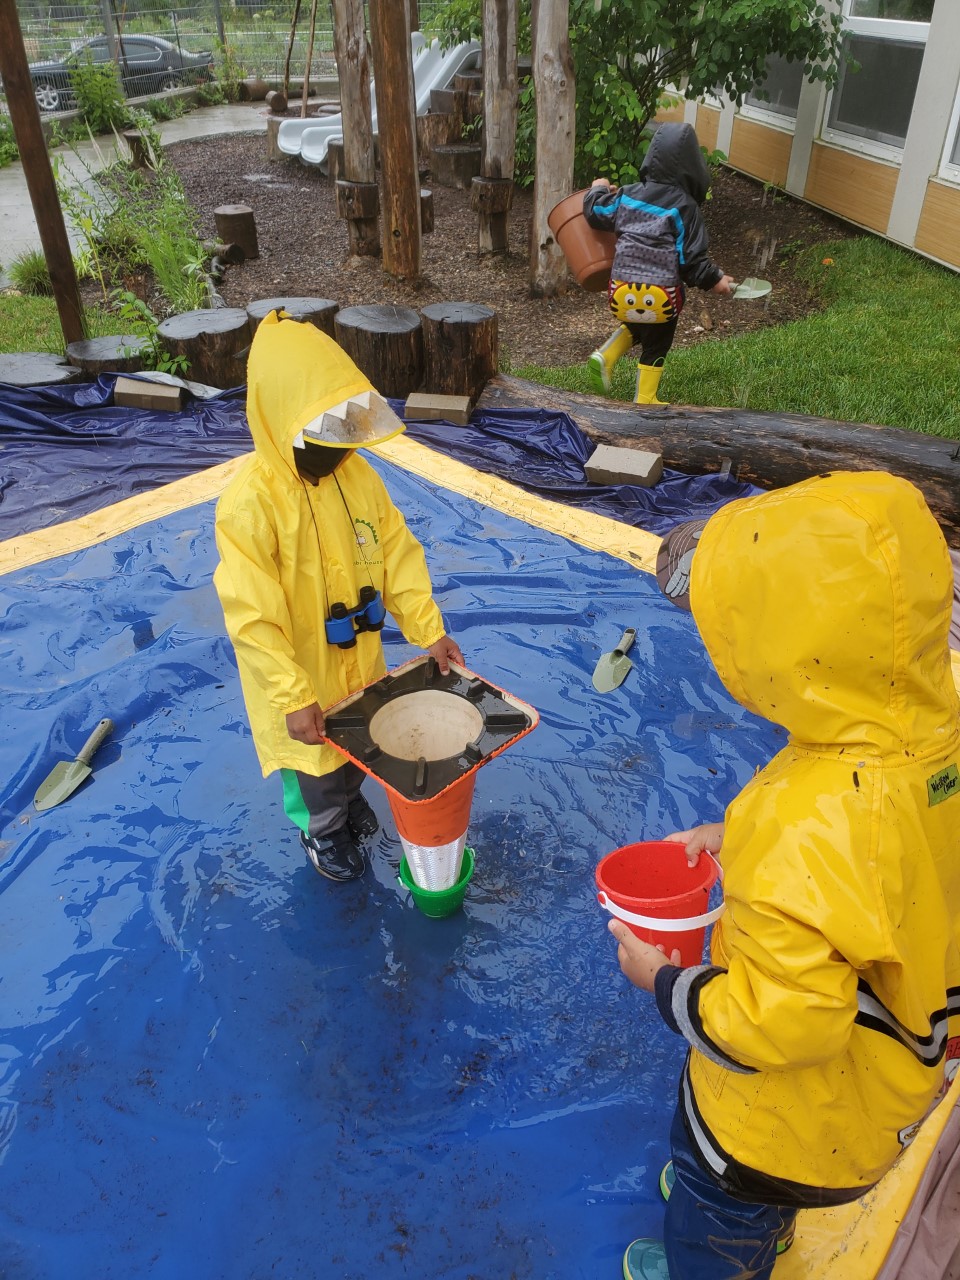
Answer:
[
  {"left": 730, "top": 277, "right": 772, "bottom": 300},
  {"left": 34, "top": 718, "right": 114, "bottom": 812}
]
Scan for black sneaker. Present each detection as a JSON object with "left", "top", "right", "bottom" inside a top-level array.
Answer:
[
  {"left": 346, "top": 793, "right": 379, "bottom": 839},
  {"left": 300, "top": 828, "right": 365, "bottom": 882}
]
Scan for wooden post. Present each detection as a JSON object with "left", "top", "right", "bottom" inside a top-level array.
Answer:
[
  {"left": 529, "top": 0, "right": 574, "bottom": 297},
  {"left": 214, "top": 205, "right": 259, "bottom": 260},
  {"left": 475, "top": 0, "right": 518, "bottom": 254},
  {"left": 368, "top": 0, "right": 421, "bottom": 281},
  {"left": 0, "top": 0, "right": 85, "bottom": 347},
  {"left": 282, "top": 0, "right": 301, "bottom": 101},
  {"left": 301, "top": 0, "right": 320, "bottom": 118},
  {"left": 331, "top": 0, "right": 380, "bottom": 258},
  {"left": 407, "top": 0, "right": 419, "bottom": 31}
]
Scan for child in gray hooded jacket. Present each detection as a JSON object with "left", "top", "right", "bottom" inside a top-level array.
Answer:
[{"left": 583, "top": 122, "right": 733, "bottom": 405}]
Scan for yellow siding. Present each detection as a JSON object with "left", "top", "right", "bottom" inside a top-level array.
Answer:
[
  {"left": 914, "top": 180, "right": 960, "bottom": 268},
  {"left": 727, "top": 116, "right": 792, "bottom": 188},
  {"left": 695, "top": 105, "right": 721, "bottom": 154},
  {"left": 803, "top": 143, "right": 898, "bottom": 233},
  {"left": 654, "top": 101, "right": 686, "bottom": 124}
]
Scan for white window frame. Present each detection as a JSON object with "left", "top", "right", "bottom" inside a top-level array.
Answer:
[
  {"left": 939, "top": 79, "right": 960, "bottom": 185},
  {"left": 738, "top": 54, "right": 806, "bottom": 132},
  {"left": 821, "top": 2, "right": 931, "bottom": 161}
]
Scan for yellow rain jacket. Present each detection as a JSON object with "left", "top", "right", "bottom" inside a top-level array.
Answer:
[
  {"left": 658, "top": 472, "right": 960, "bottom": 1207},
  {"left": 213, "top": 314, "right": 446, "bottom": 777}
]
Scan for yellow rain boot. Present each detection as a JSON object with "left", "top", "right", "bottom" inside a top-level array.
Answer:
[
  {"left": 587, "top": 325, "right": 633, "bottom": 395},
  {"left": 634, "top": 362, "right": 667, "bottom": 405}
]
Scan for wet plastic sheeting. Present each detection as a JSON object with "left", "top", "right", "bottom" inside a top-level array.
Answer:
[
  {"left": 0, "top": 379, "right": 756, "bottom": 541},
  {"left": 0, "top": 456, "right": 784, "bottom": 1279}
]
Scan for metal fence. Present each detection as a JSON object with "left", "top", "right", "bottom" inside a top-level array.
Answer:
[{"left": 5, "top": 0, "right": 452, "bottom": 116}]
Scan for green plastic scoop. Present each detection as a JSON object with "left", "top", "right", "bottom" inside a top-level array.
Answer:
[
  {"left": 592, "top": 629, "right": 636, "bottom": 693},
  {"left": 731, "top": 277, "right": 772, "bottom": 300},
  {"left": 34, "top": 718, "right": 114, "bottom": 811}
]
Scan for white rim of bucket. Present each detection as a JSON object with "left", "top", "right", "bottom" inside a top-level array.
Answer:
[{"left": 597, "top": 853, "right": 725, "bottom": 931}]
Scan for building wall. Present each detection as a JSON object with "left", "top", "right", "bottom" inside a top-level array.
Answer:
[{"left": 653, "top": 0, "right": 960, "bottom": 274}]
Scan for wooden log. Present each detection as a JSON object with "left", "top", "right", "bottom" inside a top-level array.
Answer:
[
  {"left": 421, "top": 302, "right": 498, "bottom": 402},
  {"left": 479, "top": 0, "right": 518, "bottom": 255},
  {"left": 452, "top": 71, "right": 483, "bottom": 93},
  {"left": 66, "top": 334, "right": 149, "bottom": 374},
  {"left": 471, "top": 175, "right": 513, "bottom": 214},
  {"left": 0, "top": 352, "right": 80, "bottom": 386},
  {"left": 334, "top": 304, "right": 423, "bottom": 397},
  {"left": 266, "top": 89, "right": 288, "bottom": 113},
  {"left": 213, "top": 205, "right": 259, "bottom": 261},
  {"left": 476, "top": 374, "right": 960, "bottom": 549},
  {"left": 431, "top": 143, "right": 482, "bottom": 190},
  {"left": 429, "top": 88, "right": 458, "bottom": 115},
  {"left": 420, "top": 187, "right": 434, "bottom": 234},
  {"left": 156, "top": 308, "right": 252, "bottom": 390},
  {"left": 335, "top": 179, "right": 380, "bottom": 256},
  {"left": 246, "top": 297, "right": 339, "bottom": 335},
  {"left": 417, "top": 110, "right": 461, "bottom": 159},
  {"left": 332, "top": 0, "right": 380, "bottom": 257},
  {"left": 466, "top": 88, "right": 484, "bottom": 120}
]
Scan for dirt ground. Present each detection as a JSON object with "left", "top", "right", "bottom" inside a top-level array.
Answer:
[{"left": 166, "top": 131, "right": 858, "bottom": 369}]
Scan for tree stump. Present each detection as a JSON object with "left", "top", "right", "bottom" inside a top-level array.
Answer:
[
  {"left": 123, "top": 129, "right": 151, "bottom": 169},
  {"left": 0, "top": 352, "right": 80, "bottom": 386},
  {"left": 247, "top": 297, "right": 339, "bottom": 336},
  {"left": 421, "top": 302, "right": 498, "bottom": 402},
  {"left": 266, "top": 116, "right": 283, "bottom": 162},
  {"left": 326, "top": 140, "right": 344, "bottom": 182},
  {"left": 430, "top": 143, "right": 482, "bottom": 190},
  {"left": 420, "top": 188, "right": 434, "bottom": 234},
  {"left": 334, "top": 305, "right": 423, "bottom": 398},
  {"left": 266, "top": 89, "right": 287, "bottom": 113},
  {"left": 213, "top": 205, "right": 259, "bottom": 261},
  {"left": 156, "top": 309, "right": 252, "bottom": 389},
  {"left": 429, "top": 88, "right": 458, "bottom": 115},
  {"left": 471, "top": 176, "right": 514, "bottom": 253},
  {"left": 452, "top": 71, "right": 483, "bottom": 94},
  {"left": 66, "top": 334, "right": 149, "bottom": 375},
  {"left": 335, "top": 179, "right": 381, "bottom": 257},
  {"left": 416, "top": 111, "right": 461, "bottom": 162}
]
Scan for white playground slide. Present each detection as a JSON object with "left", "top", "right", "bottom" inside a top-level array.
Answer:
[{"left": 277, "top": 35, "right": 481, "bottom": 170}]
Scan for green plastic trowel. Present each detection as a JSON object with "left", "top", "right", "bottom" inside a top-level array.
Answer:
[
  {"left": 34, "top": 718, "right": 114, "bottom": 812},
  {"left": 592, "top": 629, "right": 636, "bottom": 693},
  {"left": 731, "top": 277, "right": 772, "bottom": 300}
]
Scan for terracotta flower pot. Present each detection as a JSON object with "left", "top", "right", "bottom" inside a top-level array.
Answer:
[{"left": 547, "top": 189, "right": 616, "bottom": 292}]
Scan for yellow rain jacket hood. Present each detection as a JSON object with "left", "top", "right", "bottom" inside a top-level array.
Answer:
[
  {"left": 213, "top": 314, "right": 446, "bottom": 777},
  {"left": 661, "top": 472, "right": 960, "bottom": 1205}
]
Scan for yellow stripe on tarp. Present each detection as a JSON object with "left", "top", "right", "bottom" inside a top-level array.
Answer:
[
  {"left": 0, "top": 436, "right": 660, "bottom": 578},
  {"left": 0, "top": 454, "right": 249, "bottom": 577}
]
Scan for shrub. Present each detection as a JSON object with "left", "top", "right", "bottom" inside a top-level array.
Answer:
[
  {"left": 8, "top": 249, "right": 53, "bottom": 296},
  {"left": 0, "top": 116, "right": 18, "bottom": 168},
  {"left": 69, "top": 58, "right": 131, "bottom": 134}
]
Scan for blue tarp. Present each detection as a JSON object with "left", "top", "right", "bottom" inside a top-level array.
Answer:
[
  {"left": 0, "top": 379, "right": 758, "bottom": 541},
  {"left": 0, "top": 444, "right": 785, "bottom": 1279}
]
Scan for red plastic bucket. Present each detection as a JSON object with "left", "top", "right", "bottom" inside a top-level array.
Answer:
[{"left": 595, "top": 841, "right": 723, "bottom": 967}]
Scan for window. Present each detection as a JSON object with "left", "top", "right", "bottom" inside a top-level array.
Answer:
[
  {"left": 824, "top": 1, "right": 932, "bottom": 153},
  {"left": 744, "top": 53, "right": 806, "bottom": 122}
]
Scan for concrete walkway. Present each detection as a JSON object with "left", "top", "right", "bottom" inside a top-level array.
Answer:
[{"left": 0, "top": 102, "right": 268, "bottom": 277}]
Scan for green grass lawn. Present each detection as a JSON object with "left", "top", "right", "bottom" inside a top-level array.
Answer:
[
  {"left": 513, "top": 237, "right": 960, "bottom": 440},
  {"left": 0, "top": 293, "right": 128, "bottom": 356}
]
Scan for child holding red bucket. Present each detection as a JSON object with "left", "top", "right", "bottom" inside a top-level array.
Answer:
[
  {"left": 214, "top": 313, "right": 462, "bottom": 884},
  {"left": 606, "top": 472, "right": 960, "bottom": 1280},
  {"left": 582, "top": 122, "right": 734, "bottom": 406}
]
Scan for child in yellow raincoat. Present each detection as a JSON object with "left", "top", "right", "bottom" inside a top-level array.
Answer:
[
  {"left": 214, "top": 313, "right": 462, "bottom": 882},
  {"left": 608, "top": 472, "right": 960, "bottom": 1280}
]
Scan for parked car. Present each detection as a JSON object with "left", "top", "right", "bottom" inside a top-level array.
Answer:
[{"left": 29, "top": 35, "right": 214, "bottom": 113}]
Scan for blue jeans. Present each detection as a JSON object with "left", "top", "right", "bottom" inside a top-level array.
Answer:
[{"left": 664, "top": 1108, "right": 797, "bottom": 1280}]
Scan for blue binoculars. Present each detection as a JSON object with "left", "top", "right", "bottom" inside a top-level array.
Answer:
[{"left": 324, "top": 586, "right": 386, "bottom": 648}]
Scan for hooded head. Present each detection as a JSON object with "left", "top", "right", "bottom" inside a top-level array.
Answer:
[
  {"left": 244, "top": 311, "right": 405, "bottom": 481},
  {"left": 658, "top": 472, "right": 958, "bottom": 753},
  {"left": 641, "top": 122, "right": 712, "bottom": 205}
]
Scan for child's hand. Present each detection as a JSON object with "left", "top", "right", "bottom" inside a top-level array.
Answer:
[
  {"left": 286, "top": 702, "right": 326, "bottom": 744},
  {"left": 663, "top": 822, "right": 725, "bottom": 866},
  {"left": 608, "top": 920, "right": 680, "bottom": 992},
  {"left": 427, "top": 634, "right": 464, "bottom": 675},
  {"left": 711, "top": 274, "right": 736, "bottom": 296},
  {"left": 590, "top": 177, "right": 613, "bottom": 189}
]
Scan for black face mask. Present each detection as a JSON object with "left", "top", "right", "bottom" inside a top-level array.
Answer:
[{"left": 295, "top": 442, "right": 350, "bottom": 480}]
